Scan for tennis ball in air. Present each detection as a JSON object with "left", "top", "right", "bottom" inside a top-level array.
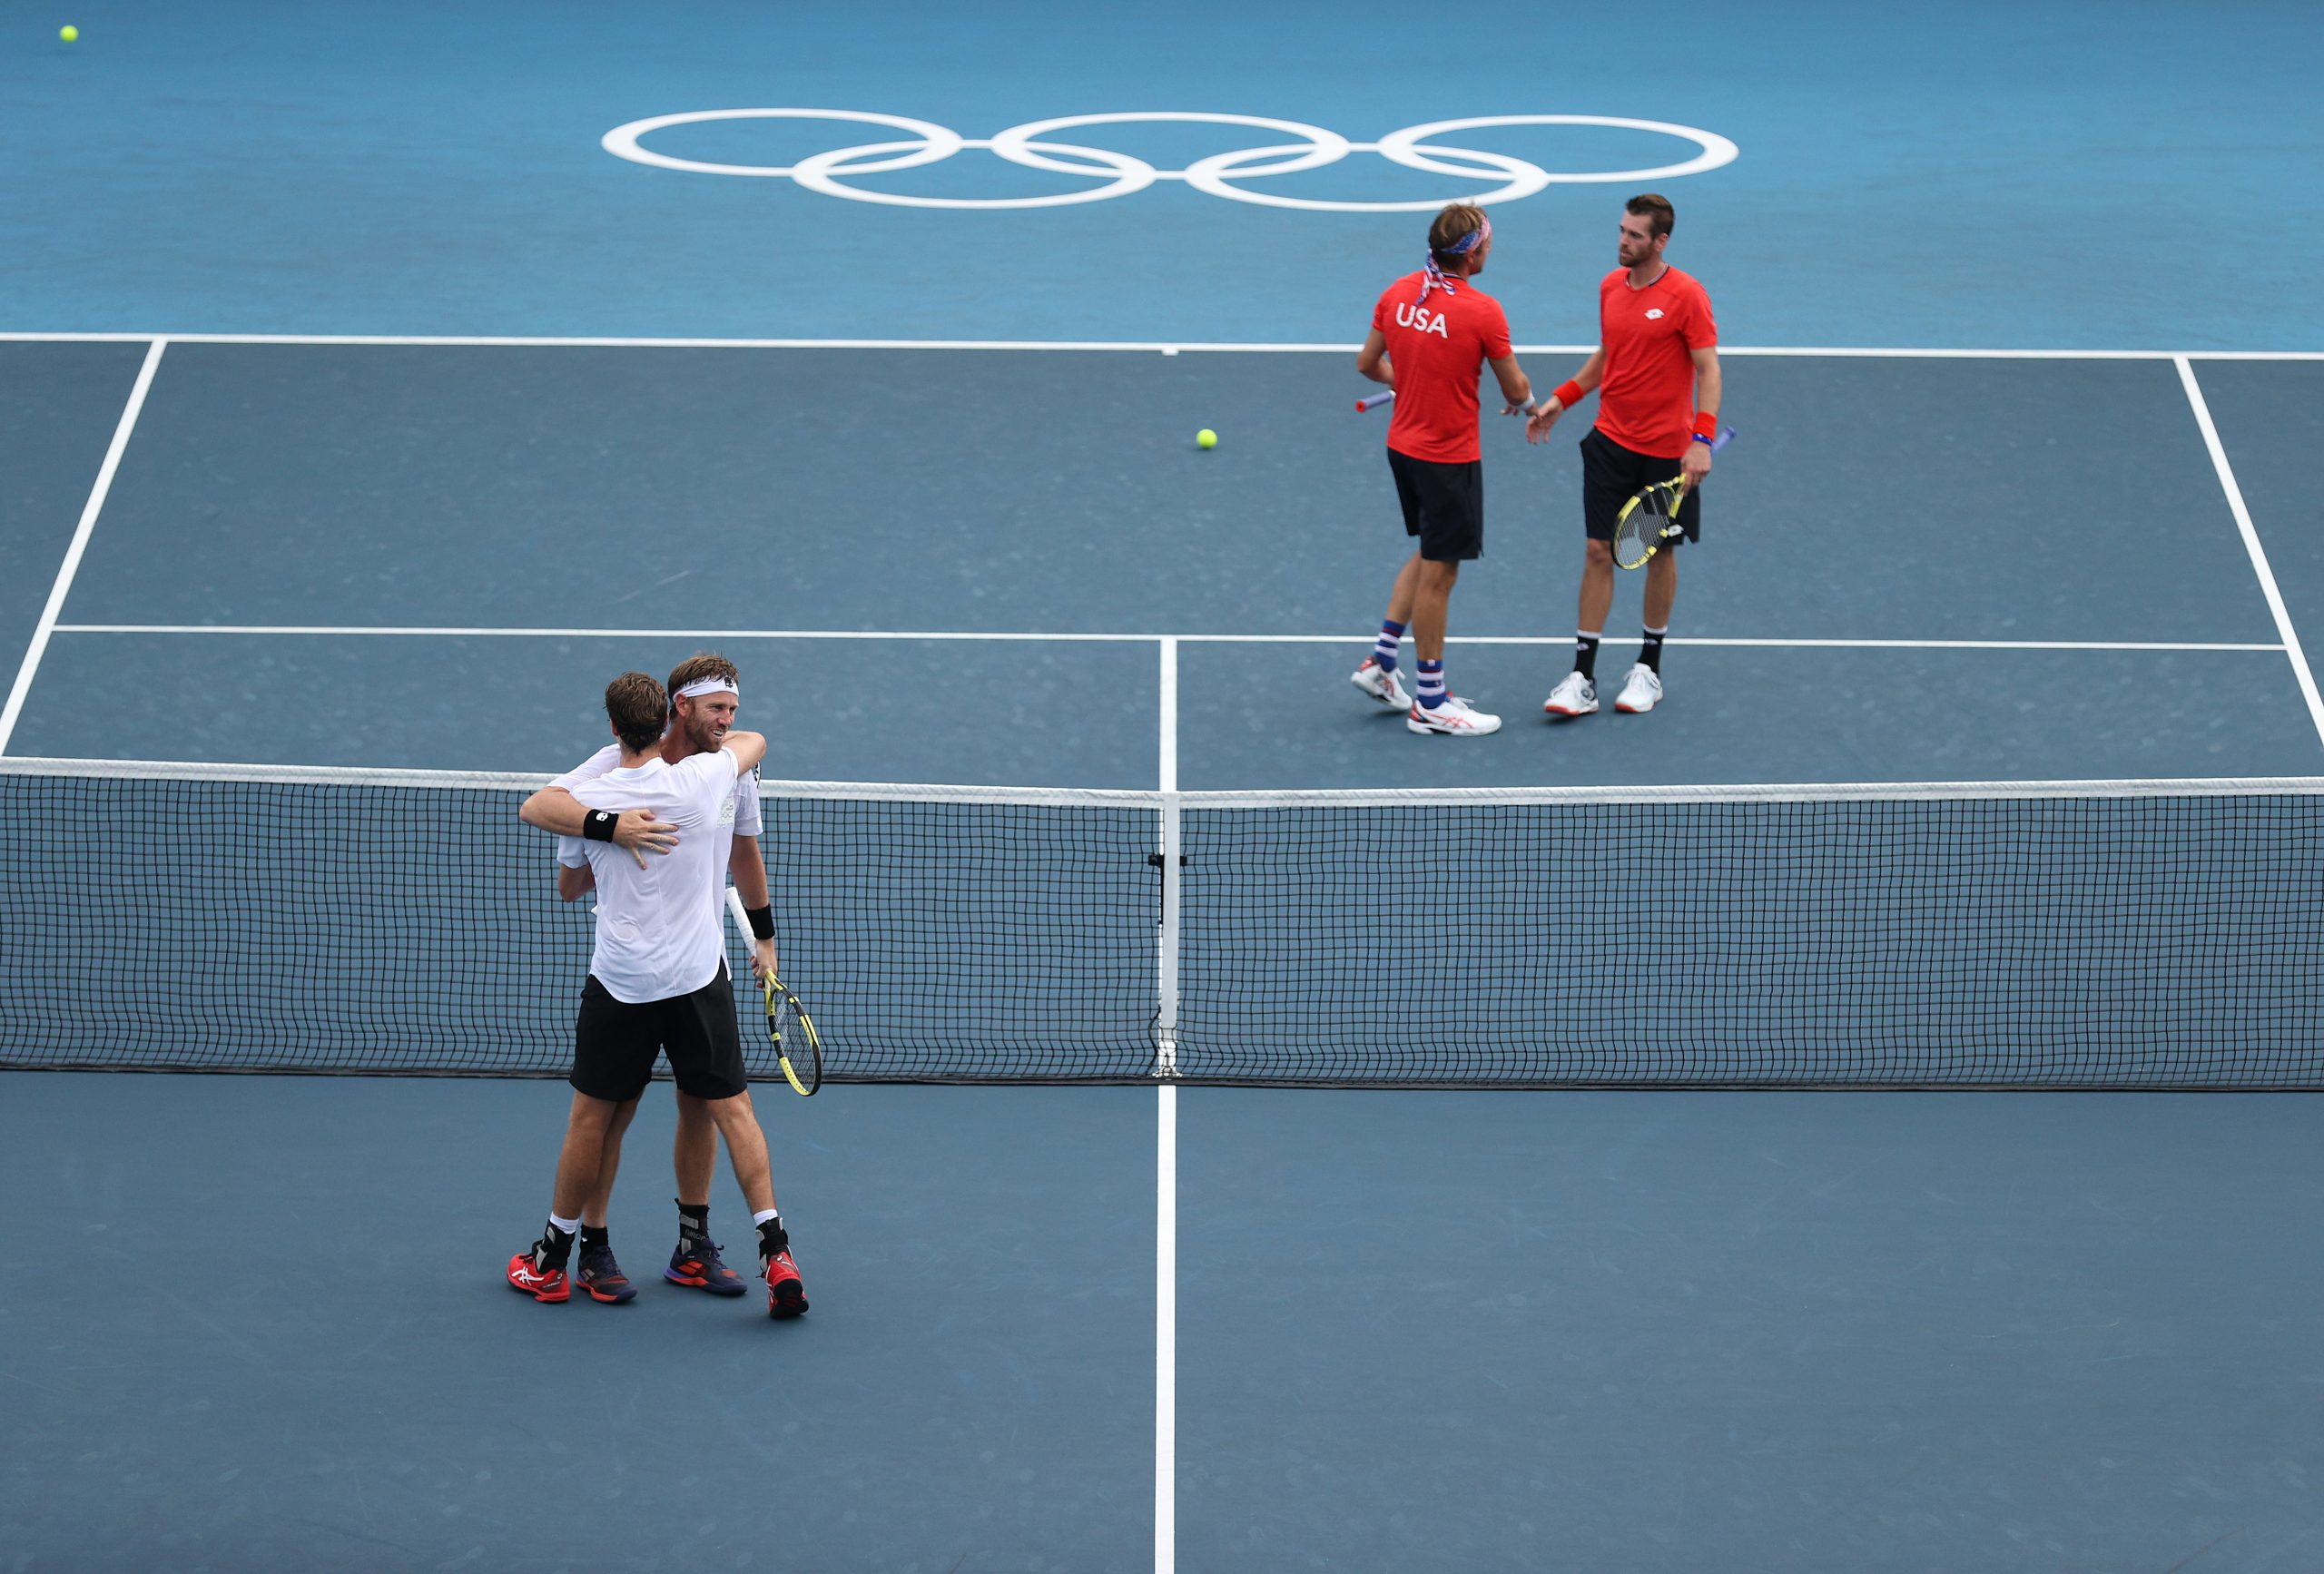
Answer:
[
  {"left": 1196, "top": 428, "right": 1217, "bottom": 450},
  {"left": 60, "top": 24, "right": 78, "bottom": 40}
]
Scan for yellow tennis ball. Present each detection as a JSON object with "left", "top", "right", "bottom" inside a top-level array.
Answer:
[
  {"left": 60, "top": 23, "right": 78, "bottom": 40},
  {"left": 1196, "top": 428, "right": 1217, "bottom": 450}
]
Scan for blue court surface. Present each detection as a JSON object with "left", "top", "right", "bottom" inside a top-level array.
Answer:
[{"left": 5, "top": 4, "right": 2324, "bottom": 1569}]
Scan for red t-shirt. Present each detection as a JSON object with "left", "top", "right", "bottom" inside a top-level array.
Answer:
[
  {"left": 1371, "top": 272, "right": 1512, "bottom": 465},
  {"left": 1592, "top": 266, "right": 1717, "bottom": 459}
]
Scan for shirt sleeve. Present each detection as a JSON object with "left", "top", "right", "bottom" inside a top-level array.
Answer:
[
  {"left": 556, "top": 835, "right": 587, "bottom": 870},
  {"left": 1480, "top": 298, "right": 1512, "bottom": 361},
  {"left": 551, "top": 743, "right": 620, "bottom": 792},
  {"left": 734, "top": 767, "right": 763, "bottom": 837},
  {"left": 672, "top": 748, "right": 743, "bottom": 821},
  {"left": 1682, "top": 283, "right": 1718, "bottom": 350}
]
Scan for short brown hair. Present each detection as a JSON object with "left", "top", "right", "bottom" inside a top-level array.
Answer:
[
  {"left": 604, "top": 672, "right": 667, "bottom": 753},
  {"left": 665, "top": 651, "right": 740, "bottom": 698},
  {"left": 1625, "top": 192, "right": 1675, "bottom": 239},
  {"left": 1427, "top": 202, "right": 1489, "bottom": 260}
]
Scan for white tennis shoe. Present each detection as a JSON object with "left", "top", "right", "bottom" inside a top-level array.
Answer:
[
  {"left": 1407, "top": 695, "right": 1502, "bottom": 736},
  {"left": 1542, "top": 671, "right": 1598, "bottom": 717},
  {"left": 1613, "top": 664, "right": 1663, "bottom": 713},
  {"left": 1350, "top": 658, "right": 1412, "bottom": 711}
]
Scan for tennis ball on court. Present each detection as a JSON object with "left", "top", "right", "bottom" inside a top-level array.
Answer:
[
  {"left": 1196, "top": 428, "right": 1217, "bottom": 450},
  {"left": 60, "top": 24, "right": 78, "bottom": 40}
]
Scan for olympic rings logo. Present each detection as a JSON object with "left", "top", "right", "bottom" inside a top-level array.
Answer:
[{"left": 599, "top": 110, "right": 1738, "bottom": 212}]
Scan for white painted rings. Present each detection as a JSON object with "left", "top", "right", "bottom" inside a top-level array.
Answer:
[{"left": 601, "top": 110, "right": 1738, "bottom": 212}]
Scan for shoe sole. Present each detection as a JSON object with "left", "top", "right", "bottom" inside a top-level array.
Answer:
[
  {"left": 1351, "top": 676, "right": 1404, "bottom": 708},
  {"left": 1543, "top": 703, "right": 1597, "bottom": 717},
  {"left": 1614, "top": 700, "right": 1656, "bottom": 713},
  {"left": 580, "top": 1282, "right": 637, "bottom": 1304},
  {"left": 1407, "top": 722, "right": 1502, "bottom": 736},
  {"left": 665, "top": 1267, "right": 750, "bottom": 1296},
  {"left": 768, "top": 1281, "right": 809, "bottom": 1319},
  {"left": 507, "top": 1277, "right": 569, "bottom": 1304}
]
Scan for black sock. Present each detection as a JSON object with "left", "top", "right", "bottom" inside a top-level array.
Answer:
[
  {"left": 756, "top": 1217, "right": 790, "bottom": 1260},
  {"left": 1573, "top": 633, "right": 1600, "bottom": 683},
  {"left": 676, "top": 1200, "right": 710, "bottom": 1246},
  {"left": 537, "top": 1222, "right": 576, "bottom": 1270},
  {"left": 1640, "top": 625, "right": 1667, "bottom": 674},
  {"left": 578, "top": 1224, "right": 609, "bottom": 1257}
]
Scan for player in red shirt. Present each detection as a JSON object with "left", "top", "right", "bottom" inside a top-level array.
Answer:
[
  {"left": 1527, "top": 193, "right": 1724, "bottom": 717},
  {"left": 1351, "top": 202, "right": 1539, "bottom": 736}
]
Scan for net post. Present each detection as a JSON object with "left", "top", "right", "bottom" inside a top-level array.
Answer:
[{"left": 1155, "top": 791, "right": 1181, "bottom": 1079}]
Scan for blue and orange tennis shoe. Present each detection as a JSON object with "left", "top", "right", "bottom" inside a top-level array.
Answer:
[
  {"left": 575, "top": 1244, "right": 637, "bottom": 1304},
  {"left": 665, "top": 1237, "right": 749, "bottom": 1297},
  {"left": 506, "top": 1245, "right": 569, "bottom": 1303}
]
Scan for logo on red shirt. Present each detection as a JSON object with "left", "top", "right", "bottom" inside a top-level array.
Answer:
[{"left": 1393, "top": 301, "right": 1451, "bottom": 339}]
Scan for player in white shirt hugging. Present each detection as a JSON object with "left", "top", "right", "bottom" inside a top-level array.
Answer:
[
  {"left": 517, "top": 654, "right": 780, "bottom": 1306},
  {"left": 506, "top": 670, "right": 806, "bottom": 1319}
]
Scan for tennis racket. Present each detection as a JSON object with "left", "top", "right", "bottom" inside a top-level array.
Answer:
[
  {"left": 1356, "top": 390, "right": 1394, "bottom": 412},
  {"left": 724, "top": 887, "right": 822, "bottom": 1097},
  {"left": 1612, "top": 427, "right": 1736, "bottom": 571}
]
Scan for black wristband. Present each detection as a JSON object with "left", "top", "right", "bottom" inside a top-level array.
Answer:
[
  {"left": 581, "top": 809, "right": 618, "bottom": 843},
  {"left": 744, "top": 904, "right": 775, "bottom": 940}
]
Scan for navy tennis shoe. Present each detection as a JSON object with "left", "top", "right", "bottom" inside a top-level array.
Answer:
[{"left": 665, "top": 1237, "right": 749, "bottom": 1296}]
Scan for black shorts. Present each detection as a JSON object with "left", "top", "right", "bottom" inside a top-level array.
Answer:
[
  {"left": 571, "top": 963, "right": 747, "bottom": 1103},
  {"left": 1581, "top": 428, "right": 1702, "bottom": 546},
  {"left": 1387, "top": 448, "right": 1484, "bottom": 562}
]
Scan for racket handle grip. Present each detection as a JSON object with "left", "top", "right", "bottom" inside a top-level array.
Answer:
[
  {"left": 725, "top": 886, "right": 752, "bottom": 934},
  {"left": 1356, "top": 390, "right": 1394, "bottom": 412},
  {"left": 1708, "top": 425, "right": 1736, "bottom": 454}
]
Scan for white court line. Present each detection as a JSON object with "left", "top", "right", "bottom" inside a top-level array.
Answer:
[
  {"left": 0, "top": 330, "right": 2317, "bottom": 359},
  {"left": 0, "top": 339, "right": 167, "bottom": 754},
  {"left": 48, "top": 624, "right": 2284, "bottom": 654},
  {"left": 2174, "top": 357, "right": 2324, "bottom": 748},
  {"left": 1155, "top": 1079, "right": 1177, "bottom": 1574},
  {"left": 1154, "top": 634, "right": 1178, "bottom": 1574},
  {"left": 1158, "top": 637, "right": 1179, "bottom": 792}
]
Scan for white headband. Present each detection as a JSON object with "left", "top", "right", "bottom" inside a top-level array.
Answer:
[{"left": 674, "top": 676, "right": 738, "bottom": 701}]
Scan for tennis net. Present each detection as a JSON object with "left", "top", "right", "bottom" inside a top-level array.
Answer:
[{"left": 3, "top": 757, "right": 2319, "bottom": 1087}]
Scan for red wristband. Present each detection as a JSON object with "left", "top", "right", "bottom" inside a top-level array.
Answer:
[
  {"left": 1554, "top": 380, "right": 1584, "bottom": 408},
  {"left": 1690, "top": 411, "right": 1718, "bottom": 441}
]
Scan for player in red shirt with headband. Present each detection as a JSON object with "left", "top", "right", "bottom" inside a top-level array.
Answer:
[
  {"left": 1529, "top": 192, "right": 1723, "bottom": 718},
  {"left": 1350, "top": 202, "right": 1539, "bottom": 736}
]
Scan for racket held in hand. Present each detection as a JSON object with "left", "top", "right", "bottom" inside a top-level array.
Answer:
[
  {"left": 1612, "top": 426, "right": 1736, "bottom": 571},
  {"left": 725, "top": 887, "right": 822, "bottom": 1096}
]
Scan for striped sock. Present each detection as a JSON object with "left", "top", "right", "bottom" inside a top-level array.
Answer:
[
  {"left": 1640, "top": 625, "right": 1667, "bottom": 674},
  {"left": 1372, "top": 618, "right": 1406, "bottom": 674},
  {"left": 1415, "top": 659, "right": 1447, "bottom": 709},
  {"left": 1574, "top": 631, "right": 1601, "bottom": 682}
]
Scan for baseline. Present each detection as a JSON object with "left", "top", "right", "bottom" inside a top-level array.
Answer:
[
  {"left": 48, "top": 625, "right": 2283, "bottom": 654},
  {"left": 0, "top": 332, "right": 2317, "bottom": 361}
]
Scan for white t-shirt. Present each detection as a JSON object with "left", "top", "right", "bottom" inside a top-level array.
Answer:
[{"left": 556, "top": 750, "right": 743, "bottom": 1003}]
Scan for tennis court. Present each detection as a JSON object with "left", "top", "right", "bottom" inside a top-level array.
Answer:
[{"left": 5, "top": 4, "right": 2324, "bottom": 1570}]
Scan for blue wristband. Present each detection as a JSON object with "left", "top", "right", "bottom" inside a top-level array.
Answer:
[{"left": 1689, "top": 433, "right": 1715, "bottom": 446}]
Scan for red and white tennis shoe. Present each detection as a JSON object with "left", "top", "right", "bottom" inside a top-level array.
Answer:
[
  {"left": 1406, "top": 695, "right": 1501, "bottom": 736},
  {"left": 763, "top": 1246, "right": 809, "bottom": 1320},
  {"left": 506, "top": 1246, "right": 570, "bottom": 1303},
  {"left": 1350, "top": 658, "right": 1413, "bottom": 710}
]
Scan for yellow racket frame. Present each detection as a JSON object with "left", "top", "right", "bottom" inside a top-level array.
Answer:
[{"left": 726, "top": 887, "right": 821, "bottom": 1096}]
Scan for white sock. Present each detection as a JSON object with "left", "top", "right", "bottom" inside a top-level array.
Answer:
[
  {"left": 752, "top": 1208, "right": 781, "bottom": 1229},
  {"left": 548, "top": 1211, "right": 582, "bottom": 1237}
]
